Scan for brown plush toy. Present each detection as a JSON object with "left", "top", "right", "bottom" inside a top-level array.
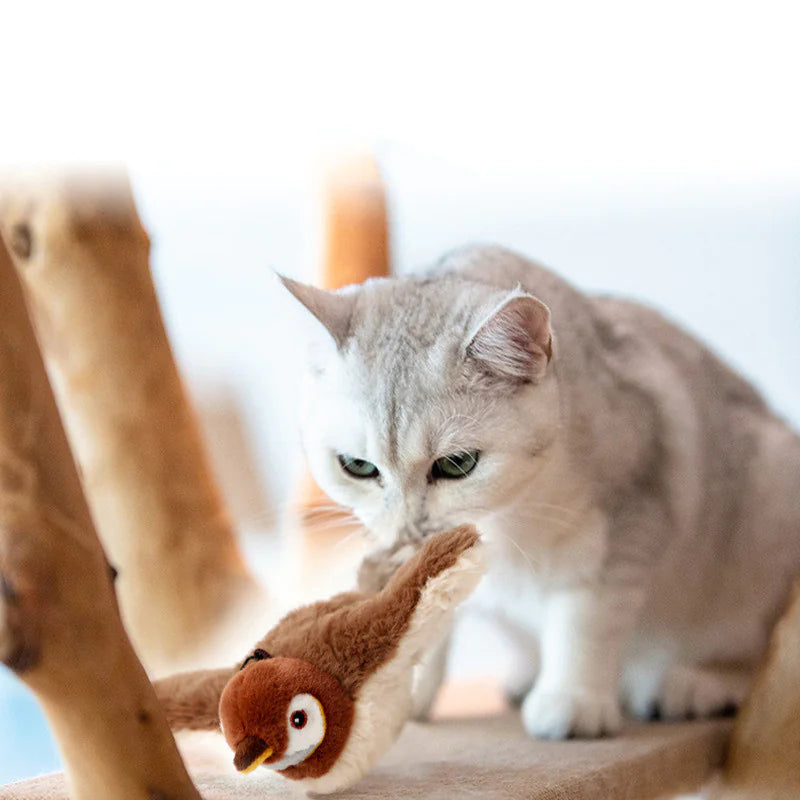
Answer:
[{"left": 154, "top": 526, "right": 484, "bottom": 794}]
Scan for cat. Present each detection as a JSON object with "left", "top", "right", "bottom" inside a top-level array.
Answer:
[{"left": 281, "top": 244, "right": 800, "bottom": 739}]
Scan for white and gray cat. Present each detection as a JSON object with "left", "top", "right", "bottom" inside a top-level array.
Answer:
[{"left": 282, "top": 244, "right": 800, "bottom": 739}]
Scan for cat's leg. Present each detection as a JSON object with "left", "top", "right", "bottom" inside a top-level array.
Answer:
[
  {"left": 521, "top": 582, "right": 644, "bottom": 739},
  {"left": 410, "top": 633, "right": 451, "bottom": 720},
  {"left": 493, "top": 615, "right": 541, "bottom": 707},
  {"left": 624, "top": 660, "right": 751, "bottom": 720},
  {"left": 504, "top": 653, "right": 539, "bottom": 708}
]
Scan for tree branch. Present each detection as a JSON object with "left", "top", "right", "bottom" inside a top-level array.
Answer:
[
  {"left": 0, "top": 232, "right": 202, "bottom": 800},
  {"left": 0, "top": 172, "right": 262, "bottom": 672},
  {"left": 722, "top": 574, "right": 800, "bottom": 798}
]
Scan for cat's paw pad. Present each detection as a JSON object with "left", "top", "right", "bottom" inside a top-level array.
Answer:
[
  {"left": 652, "top": 666, "right": 749, "bottom": 720},
  {"left": 521, "top": 686, "right": 621, "bottom": 739}
]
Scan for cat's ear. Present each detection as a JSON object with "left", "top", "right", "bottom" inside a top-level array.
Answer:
[
  {"left": 466, "top": 292, "right": 553, "bottom": 383},
  {"left": 279, "top": 275, "right": 356, "bottom": 348}
]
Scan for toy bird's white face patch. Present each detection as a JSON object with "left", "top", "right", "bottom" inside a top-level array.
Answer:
[{"left": 268, "top": 693, "right": 326, "bottom": 771}]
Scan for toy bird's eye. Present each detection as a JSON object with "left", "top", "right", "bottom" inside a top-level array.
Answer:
[
  {"left": 290, "top": 710, "right": 307, "bottom": 729},
  {"left": 282, "top": 694, "right": 326, "bottom": 766}
]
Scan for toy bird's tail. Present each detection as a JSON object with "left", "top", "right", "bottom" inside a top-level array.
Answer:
[{"left": 152, "top": 666, "right": 236, "bottom": 731}]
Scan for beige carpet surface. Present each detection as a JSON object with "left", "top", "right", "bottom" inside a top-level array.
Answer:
[{"left": 1, "top": 714, "right": 730, "bottom": 800}]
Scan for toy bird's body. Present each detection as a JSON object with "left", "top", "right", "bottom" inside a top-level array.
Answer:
[{"left": 155, "top": 527, "right": 484, "bottom": 794}]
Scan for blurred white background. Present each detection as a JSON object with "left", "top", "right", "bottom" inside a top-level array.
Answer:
[{"left": 1, "top": 0, "right": 799, "bottom": 784}]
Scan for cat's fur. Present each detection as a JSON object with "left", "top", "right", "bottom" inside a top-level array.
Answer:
[{"left": 284, "top": 244, "right": 800, "bottom": 739}]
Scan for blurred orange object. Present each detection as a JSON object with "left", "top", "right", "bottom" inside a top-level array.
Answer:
[
  {"left": 431, "top": 679, "right": 509, "bottom": 720},
  {"left": 295, "top": 153, "right": 390, "bottom": 588},
  {"left": 319, "top": 152, "right": 390, "bottom": 289}
]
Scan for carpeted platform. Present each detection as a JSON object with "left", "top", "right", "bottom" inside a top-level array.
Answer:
[{"left": 1, "top": 713, "right": 731, "bottom": 800}]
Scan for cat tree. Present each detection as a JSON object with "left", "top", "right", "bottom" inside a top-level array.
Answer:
[
  {"left": 0, "top": 174, "right": 263, "bottom": 674},
  {"left": 0, "top": 234, "right": 200, "bottom": 800},
  {"left": 0, "top": 166, "right": 796, "bottom": 799}
]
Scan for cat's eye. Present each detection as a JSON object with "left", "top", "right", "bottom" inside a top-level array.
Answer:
[
  {"left": 338, "top": 454, "right": 380, "bottom": 479},
  {"left": 431, "top": 450, "right": 480, "bottom": 480}
]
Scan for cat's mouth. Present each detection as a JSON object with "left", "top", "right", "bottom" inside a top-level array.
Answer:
[
  {"left": 398, "top": 518, "right": 478, "bottom": 544},
  {"left": 398, "top": 522, "right": 443, "bottom": 544}
]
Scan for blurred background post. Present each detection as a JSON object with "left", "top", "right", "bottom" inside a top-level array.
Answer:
[{"left": 294, "top": 153, "right": 390, "bottom": 589}]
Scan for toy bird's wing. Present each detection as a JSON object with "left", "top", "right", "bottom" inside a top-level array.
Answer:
[
  {"left": 153, "top": 666, "right": 237, "bottom": 731},
  {"left": 255, "top": 589, "right": 365, "bottom": 669},
  {"left": 281, "top": 526, "right": 484, "bottom": 696},
  {"left": 377, "top": 526, "right": 484, "bottom": 672}
]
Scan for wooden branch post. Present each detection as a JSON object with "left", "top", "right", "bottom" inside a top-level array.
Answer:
[
  {"left": 0, "top": 234, "right": 202, "bottom": 800},
  {"left": 295, "top": 155, "right": 390, "bottom": 574},
  {"left": 0, "top": 173, "right": 262, "bottom": 672},
  {"left": 320, "top": 152, "right": 390, "bottom": 288},
  {"left": 297, "top": 154, "right": 390, "bottom": 520},
  {"left": 720, "top": 574, "right": 800, "bottom": 798}
]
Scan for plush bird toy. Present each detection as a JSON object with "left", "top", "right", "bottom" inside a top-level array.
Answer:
[{"left": 154, "top": 526, "right": 484, "bottom": 794}]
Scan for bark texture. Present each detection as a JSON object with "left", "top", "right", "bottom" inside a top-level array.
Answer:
[
  {"left": 0, "top": 233, "right": 202, "bottom": 800},
  {"left": 0, "top": 172, "right": 261, "bottom": 672}
]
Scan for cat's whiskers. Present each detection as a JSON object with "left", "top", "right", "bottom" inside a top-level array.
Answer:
[
  {"left": 471, "top": 503, "right": 584, "bottom": 537},
  {"left": 443, "top": 454, "right": 470, "bottom": 478},
  {"left": 520, "top": 510, "right": 584, "bottom": 532},
  {"left": 247, "top": 502, "right": 367, "bottom": 544},
  {"left": 488, "top": 529, "right": 541, "bottom": 578},
  {"left": 304, "top": 516, "right": 362, "bottom": 532},
  {"left": 302, "top": 506, "right": 357, "bottom": 521},
  {"left": 302, "top": 507, "right": 363, "bottom": 530},
  {"left": 331, "top": 526, "right": 369, "bottom": 550},
  {"left": 524, "top": 500, "right": 583, "bottom": 518}
]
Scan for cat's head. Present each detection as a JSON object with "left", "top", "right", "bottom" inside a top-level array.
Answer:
[{"left": 283, "top": 269, "right": 559, "bottom": 547}]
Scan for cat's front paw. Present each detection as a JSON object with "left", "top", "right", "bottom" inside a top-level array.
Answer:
[
  {"left": 626, "top": 664, "right": 749, "bottom": 721},
  {"left": 521, "top": 685, "right": 621, "bottom": 739}
]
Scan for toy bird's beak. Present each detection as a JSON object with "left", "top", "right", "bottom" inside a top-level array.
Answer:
[{"left": 234, "top": 735, "right": 274, "bottom": 774}]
